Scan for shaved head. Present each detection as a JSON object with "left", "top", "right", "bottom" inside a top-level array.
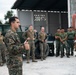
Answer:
[{"left": 41, "top": 27, "right": 45, "bottom": 32}]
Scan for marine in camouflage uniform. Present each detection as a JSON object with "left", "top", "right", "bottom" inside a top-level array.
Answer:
[
  {"left": 22, "top": 25, "right": 37, "bottom": 63},
  {"left": 4, "top": 17, "right": 25, "bottom": 75},
  {"left": 60, "top": 29, "right": 70, "bottom": 58},
  {"left": 38, "top": 27, "right": 47, "bottom": 61},
  {"left": 0, "top": 32, "right": 6, "bottom": 66},
  {"left": 67, "top": 27, "right": 75, "bottom": 56},
  {"left": 55, "top": 29, "right": 61, "bottom": 57}
]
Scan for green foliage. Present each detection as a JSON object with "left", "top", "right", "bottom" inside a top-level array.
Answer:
[
  {"left": 4, "top": 10, "right": 14, "bottom": 24},
  {"left": 4, "top": 21, "right": 9, "bottom": 24},
  {"left": 0, "top": 20, "right": 3, "bottom": 24}
]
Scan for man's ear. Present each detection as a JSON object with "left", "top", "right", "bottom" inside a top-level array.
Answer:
[{"left": 11, "top": 21, "right": 14, "bottom": 25}]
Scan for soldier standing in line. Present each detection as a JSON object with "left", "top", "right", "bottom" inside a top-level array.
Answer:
[
  {"left": 0, "top": 32, "right": 6, "bottom": 66},
  {"left": 59, "top": 28, "right": 70, "bottom": 58},
  {"left": 74, "top": 29, "right": 76, "bottom": 52},
  {"left": 67, "top": 27, "right": 75, "bottom": 56},
  {"left": 4, "top": 17, "right": 26, "bottom": 75},
  {"left": 55, "top": 28, "right": 61, "bottom": 57},
  {"left": 38, "top": 27, "right": 47, "bottom": 61},
  {"left": 22, "top": 25, "right": 37, "bottom": 63}
]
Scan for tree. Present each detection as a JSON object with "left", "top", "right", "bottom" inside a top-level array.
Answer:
[
  {"left": 4, "top": 21, "right": 9, "bottom": 24},
  {"left": 4, "top": 10, "right": 14, "bottom": 24},
  {"left": 0, "top": 20, "right": 3, "bottom": 24}
]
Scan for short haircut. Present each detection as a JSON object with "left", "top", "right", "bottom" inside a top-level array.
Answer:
[
  {"left": 57, "top": 28, "right": 61, "bottom": 30},
  {"left": 9, "top": 17, "right": 18, "bottom": 25},
  {"left": 69, "top": 26, "right": 73, "bottom": 28},
  {"left": 29, "top": 25, "right": 33, "bottom": 27}
]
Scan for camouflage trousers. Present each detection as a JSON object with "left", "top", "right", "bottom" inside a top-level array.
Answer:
[
  {"left": 7, "top": 56, "right": 23, "bottom": 75},
  {"left": 26, "top": 40, "right": 35, "bottom": 61},
  {"left": 0, "top": 44, "right": 6, "bottom": 64},
  {"left": 39, "top": 42, "right": 46, "bottom": 59},
  {"left": 67, "top": 40, "right": 74, "bottom": 55},
  {"left": 56, "top": 41, "right": 60, "bottom": 56},
  {"left": 8, "top": 66, "right": 22, "bottom": 75},
  {"left": 60, "top": 41, "right": 69, "bottom": 57}
]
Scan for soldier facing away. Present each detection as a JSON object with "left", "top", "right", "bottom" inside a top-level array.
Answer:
[
  {"left": 22, "top": 25, "right": 37, "bottom": 63},
  {"left": 4, "top": 17, "right": 26, "bottom": 75},
  {"left": 38, "top": 27, "right": 47, "bottom": 61}
]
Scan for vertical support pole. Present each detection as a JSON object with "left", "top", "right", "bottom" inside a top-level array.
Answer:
[
  {"left": 68, "top": 0, "right": 71, "bottom": 27},
  {"left": 46, "top": 11, "right": 48, "bottom": 33},
  {"left": 59, "top": 11, "right": 61, "bottom": 28},
  {"left": 31, "top": 11, "right": 34, "bottom": 27}
]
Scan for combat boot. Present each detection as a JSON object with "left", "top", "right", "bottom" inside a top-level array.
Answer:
[
  {"left": 32, "top": 59, "right": 37, "bottom": 62},
  {"left": 60, "top": 55, "right": 63, "bottom": 58},
  {"left": 26, "top": 60, "right": 30, "bottom": 63},
  {"left": 0, "top": 63, "right": 3, "bottom": 66},
  {"left": 32, "top": 56, "right": 37, "bottom": 62},
  {"left": 67, "top": 56, "right": 70, "bottom": 58},
  {"left": 43, "top": 57, "right": 46, "bottom": 60},
  {"left": 66, "top": 55, "right": 70, "bottom": 58},
  {"left": 41, "top": 57, "right": 43, "bottom": 61},
  {"left": 71, "top": 52, "right": 74, "bottom": 56}
]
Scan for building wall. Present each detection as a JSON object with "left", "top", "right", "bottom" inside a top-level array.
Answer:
[
  {"left": 48, "top": 12, "right": 68, "bottom": 35},
  {"left": 48, "top": 13, "right": 60, "bottom": 35},
  {"left": 61, "top": 13, "right": 68, "bottom": 31},
  {"left": 18, "top": 10, "right": 33, "bottom": 31},
  {"left": 17, "top": 11, "right": 68, "bottom": 34},
  {"left": 33, "top": 12, "right": 48, "bottom": 32}
]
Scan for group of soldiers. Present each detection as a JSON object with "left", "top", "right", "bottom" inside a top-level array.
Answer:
[
  {"left": 0, "top": 16, "right": 76, "bottom": 75},
  {"left": 22, "top": 25, "right": 47, "bottom": 63},
  {"left": 0, "top": 16, "right": 47, "bottom": 75},
  {"left": 55, "top": 27, "right": 76, "bottom": 58}
]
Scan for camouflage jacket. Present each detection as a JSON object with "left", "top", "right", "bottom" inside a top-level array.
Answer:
[
  {"left": 4, "top": 29, "right": 24, "bottom": 68},
  {"left": 38, "top": 31, "right": 47, "bottom": 42},
  {"left": 22, "top": 30, "right": 35, "bottom": 41},
  {"left": 55, "top": 32, "right": 61, "bottom": 41},
  {"left": 60, "top": 32, "right": 67, "bottom": 42},
  {"left": 67, "top": 31, "right": 75, "bottom": 40},
  {"left": 0, "top": 35, "right": 4, "bottom": 44}
]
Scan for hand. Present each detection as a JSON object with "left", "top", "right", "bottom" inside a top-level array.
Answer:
[
  {"left": 24, "top": 43, "right": 27, "bottom": 49},
  {"left": 62, "top": 42, "right": 65, "bottom": 44},
  {"left": 24, "top": 40, "right": 28, "bottom": 44},
  {"left": 60, "top": 39, "right": 63, "bottom": 43},
  {"left": 44, "top": 40, "right": 47, "bottom": 42},
  {"left": 42, "top": 40, "right": 44, "bottom": 42},
  {"left": 33, "top": 38, "right": 35, "bottom": 40},
  {"left": 27, "top": 37, "right": 30, "bottom": 40}
]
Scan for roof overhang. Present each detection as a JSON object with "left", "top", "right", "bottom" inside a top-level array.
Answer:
[{"left": 12, "top": 0, "right": 67, "bottom": 11}]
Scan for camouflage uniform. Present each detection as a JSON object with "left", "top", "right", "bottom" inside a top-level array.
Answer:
[
  {"left": 55, "top": 33, "right": 60, "bottom": 57},
  {"left": 38, "top": 31, "right": 47, "bottom": 60},
  {"left": 67, "top": 30, "right": 75, "bottom": 56},
  {"left": 4, "top": 29, "right": 25, "bottom": 75},
  {"left": 0, "top": 35, "right": 6, "bottom": 65},
  {"left": 60, "top": 32, "right": 69, "bottom": 58},
  {"left": 22, "top": 30, "right": 36, "bottom": 62}
]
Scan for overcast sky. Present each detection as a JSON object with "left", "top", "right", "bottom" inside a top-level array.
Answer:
[{"left": 0, "top": 0, "right": 17, "bottom": 23}]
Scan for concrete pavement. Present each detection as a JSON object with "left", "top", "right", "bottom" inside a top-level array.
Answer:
[{"left": 0, "top": 54, "right": 76, "bottom": 75}]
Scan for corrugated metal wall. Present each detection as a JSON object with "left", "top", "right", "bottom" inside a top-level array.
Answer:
[{"left": 18, "top": 11, "right": 68, "bottom": 35}]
